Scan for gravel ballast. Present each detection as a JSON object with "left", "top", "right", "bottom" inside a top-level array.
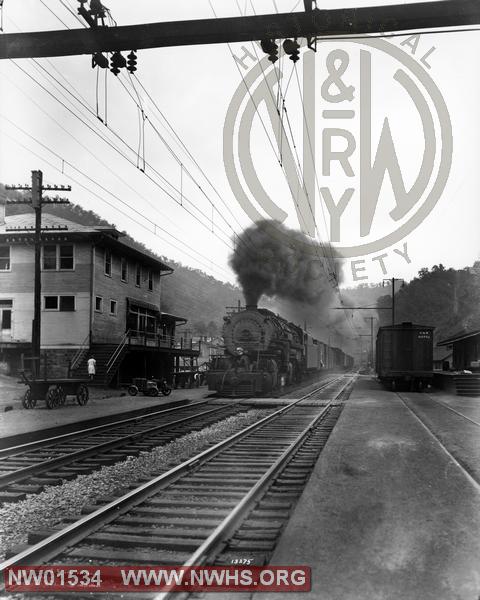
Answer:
[{"left": 0, "top": 409, "right": 272, "bottom": 560}]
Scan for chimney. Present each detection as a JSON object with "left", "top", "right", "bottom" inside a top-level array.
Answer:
[{"left": 246, "top": 304, "right": 258, "bottom": 311}]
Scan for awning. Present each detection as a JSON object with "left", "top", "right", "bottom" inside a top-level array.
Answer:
[
  {"left": 126, "top": 297, "right": 160, "bottom": 315},
  {"left": 161, "top": 312, "right": 188, "bottom": 324}
]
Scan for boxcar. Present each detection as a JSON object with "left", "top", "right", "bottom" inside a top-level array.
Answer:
[{"left": 376, "top": 322, "right": 434, "bottom": 391}]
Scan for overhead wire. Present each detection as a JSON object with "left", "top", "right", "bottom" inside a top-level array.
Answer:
[
  {"left": 0, "top": 68, "right": 198, "bottom": 243},
  {"left": 56, "top": 1, "right": 256, "bottom": 253},
  {"left": 56, "top": 0, "right": 258, "bottom": 254},
  {"left": 232, "top": 1, "right": 342, "bottom": 298},
  {"left": 4, "top": 13, "right": 238, "bottom": 252},
  {"left": 0, "top": 119, "right": 233, "bottom": 279},
  {"left": 8, "top": 57, "right": 235, "bottom": 249}
]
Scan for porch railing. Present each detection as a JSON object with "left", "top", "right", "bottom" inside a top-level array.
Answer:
[
  {"left": 106, "top": 330, "right": 130, "bottom": 374},
  {"left": 127, "top": 331, "right": 200, "bottom": 351},
  {"left": 69, "top": 332, "right": 91, "bottom": 371}
]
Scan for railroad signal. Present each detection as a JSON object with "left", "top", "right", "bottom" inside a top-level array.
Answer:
[
  {"left": 283, "top": 38, "right": 300, "bottom": 62},
  {"left": 260, "top": 38, "right": 279, "bottom": 63},
  {"left": 127, "top": 50, "right": 137, "bottom": 73}
]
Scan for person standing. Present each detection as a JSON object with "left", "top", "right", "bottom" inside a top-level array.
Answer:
[{"left": 87, "top": 356, "right": 96, "bottom": 381}]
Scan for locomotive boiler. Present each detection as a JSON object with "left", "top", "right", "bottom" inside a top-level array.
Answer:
[{"left": 207, "top": 304, "right": 334, "bottom": 397}]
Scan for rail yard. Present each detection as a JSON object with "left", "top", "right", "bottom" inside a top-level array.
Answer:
[
  {"left": 1, "top": 0, "right": 480, "bottom": 598},
  {"left": 0, "top": 370, "right": 479, "bottom": 598}
]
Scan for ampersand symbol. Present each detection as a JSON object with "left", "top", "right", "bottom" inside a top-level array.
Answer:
[{"left": 321, "top": 49, "right": 355, "bottom": 103}]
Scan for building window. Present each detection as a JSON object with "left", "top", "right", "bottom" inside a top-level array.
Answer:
[
  {"left": 44, "top": 296, "right": 75, "bottom": 311},
  {"left": 148, "top": 269, "right": 153, "bottom": 291},
  {"left": 135, "top": 264, "right": 141, "bottom": 287},
  {"left": 105, "top": 248, "right": 112, "bottom": 276},
  {"left": 110, "top": 300, "right": 117, "bottom": 315},
  {"left": 44, "top": 296, "right": 59, "bottom": 310},
  {"left": 121, "top": 257, "right": 128, "bottom": 282},
  {"left": 0, "top": 246, "right": 10, "bottom": 271},
  {"left": 42, "top": 244, "right": 74, "bottom": 270},
  {"left": 60, "top": 296, "right": 75, "bottom": 311},
  {"left": 0, "top": 300, "right": 12, "bottom": 331},
  {"left": 59, "top": 245, "right": 74, "bottom": 270},
  {"left": 43, "top": 245, "right": 57, "bottom": 270},
  {"left": 95, "top": 296, "right": 103, "bottom": 312}
]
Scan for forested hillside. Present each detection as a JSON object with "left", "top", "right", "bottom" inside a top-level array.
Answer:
[
  {"left": 341, "top": 283, "right": 388, "bottom": 309},
  {"left": 377, "top": 264, "right": 480, "bottom": 341},
  {"left": 0, "top": 191, "right": 241, "bottom": 333}
]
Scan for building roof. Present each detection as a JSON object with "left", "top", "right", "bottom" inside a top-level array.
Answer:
[
  {"left": 1, "top": 212, "right": 97, "bottom": 234},
  {"left": 0, "top": 213, "right": 173, "bottom": 272},
  {"left": 437, "top": 329, "right": 480, "bottom": 346},
  {"left": 433, "top": 347, "right": 453, "bottom": 361}
]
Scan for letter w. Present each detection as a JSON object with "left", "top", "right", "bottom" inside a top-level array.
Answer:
[{"left": 359, "top": 51, "right": 436, "bottom": 236}]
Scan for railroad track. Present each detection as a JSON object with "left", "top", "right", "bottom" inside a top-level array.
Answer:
[
  {"left": 0, "top": 401, "right": 245, "bottom": 504},
  {"left": 0, "top": 374, "right": 355, "bottom": 596},
  {"left": 397, "top": 391, "right": 480, "bottom": 484}
]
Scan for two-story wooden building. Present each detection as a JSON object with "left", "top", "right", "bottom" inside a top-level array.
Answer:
[{"left": 0, "top": 210, "right": 199, "bottom": 384}]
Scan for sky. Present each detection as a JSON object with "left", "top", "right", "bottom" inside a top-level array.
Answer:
[{"left": 0, "top": 0, "right": 479, "bottom": 292}]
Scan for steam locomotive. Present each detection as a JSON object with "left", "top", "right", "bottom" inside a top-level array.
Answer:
[{"left": 207, "top": 304, "right": 354, "bottom": 397}]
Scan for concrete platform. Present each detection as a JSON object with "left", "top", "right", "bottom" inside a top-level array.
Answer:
[
  {"left": 257, "top": 376, "right": 480, "bottom": 600},
  {"left": 0, "top": 386, "right": 211, "bottom": 448}
]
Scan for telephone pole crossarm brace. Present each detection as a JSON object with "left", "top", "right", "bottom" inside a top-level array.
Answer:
[{"left": 0, "top": 0, "right": 479, "bottom": 60}]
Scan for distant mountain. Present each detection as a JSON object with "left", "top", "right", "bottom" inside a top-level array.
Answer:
[{"left": 0, "top": 187, "right": 241, "bottom": 333}]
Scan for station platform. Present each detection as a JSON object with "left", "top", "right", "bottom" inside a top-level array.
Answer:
[
  {"left": 257, "top": 376, "right": 480, "bottom": 600},
  {"left": 0, "top": 385, "right": 211, "bottom": 448}
]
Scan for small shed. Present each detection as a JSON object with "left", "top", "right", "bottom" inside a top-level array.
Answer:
[{"left": 437, "top": 329, "right": 480, "bottom": 371}]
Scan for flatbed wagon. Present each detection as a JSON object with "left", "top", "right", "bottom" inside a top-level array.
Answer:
[{"left": 19, "top": 372, "right": 90, "bottom": 409}]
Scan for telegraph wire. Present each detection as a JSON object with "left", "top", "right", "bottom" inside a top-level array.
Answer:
[
  {"left": 0, "top": 123, "right": 234, "bottom": 279},
  {"left": 8, "top": 58, "right": 235, "bottom": 249},
  {"left": 4, "top": 16, "right": 237, "bottom": 249},
  {"left": 0, "top": 70, "right": 196, "bottom": 242}
]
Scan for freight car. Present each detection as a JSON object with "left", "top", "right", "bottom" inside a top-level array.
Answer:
[
  {"left": 376, "top": 322, "right": 434, "bottom": 391},
  {"left": 207, "top": 304, "right": 353, "bottom": 397}
]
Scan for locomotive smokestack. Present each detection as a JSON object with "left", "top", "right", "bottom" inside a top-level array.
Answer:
[{"left": 246, "top": 304, "right": 258, "bottom": 311}]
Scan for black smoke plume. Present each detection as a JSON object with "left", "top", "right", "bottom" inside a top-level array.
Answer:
[{"left": 230, "top": 220, "right": 340, "bottom": 309}]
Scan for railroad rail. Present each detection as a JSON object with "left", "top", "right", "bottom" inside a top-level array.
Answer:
[
  {"left": 0, "top": 400, "right": 244, "bottom": 504},
  {"left": 0, "top": 374, "right": 355, "bottom": 589},
  {"left": 396, "top": 392, "right": 480, "bottom": 492}
]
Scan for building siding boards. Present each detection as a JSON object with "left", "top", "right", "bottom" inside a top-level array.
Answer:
[
  {"left": 0, "top": 243, "right": 91, "bottom": 345},
  {"left": 92, "top": 245, "right": 162, "bottom": 344}
]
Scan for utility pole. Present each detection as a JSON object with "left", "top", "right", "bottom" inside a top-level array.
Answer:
[
  {"left": 382, "top": 278, "right": 404, "bottom": 327},
  {"left": 6, "top": 172, "right": 71, "bottom": 378},
  {"left": 364, "top": 317, "right": 376, "bottom": 367}
]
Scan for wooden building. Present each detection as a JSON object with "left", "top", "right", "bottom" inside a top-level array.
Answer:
[
  {"left": 0, "top": 212, "right": 199, "bottom": 383},
  {"left": 437, "top": 329, "right": 480, "bottom": 372}
]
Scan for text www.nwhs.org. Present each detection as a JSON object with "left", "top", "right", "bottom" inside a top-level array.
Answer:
[{"left": 6, "top": 566, "right": 311, "bottom": 592}]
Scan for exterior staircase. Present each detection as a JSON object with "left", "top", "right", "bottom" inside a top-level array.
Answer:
[
  {"left": 454, "top": 374, "right": 480, "bottom": 397},
  {"left": 70, "top": 342, "right": 128, "bottom": 386}
]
